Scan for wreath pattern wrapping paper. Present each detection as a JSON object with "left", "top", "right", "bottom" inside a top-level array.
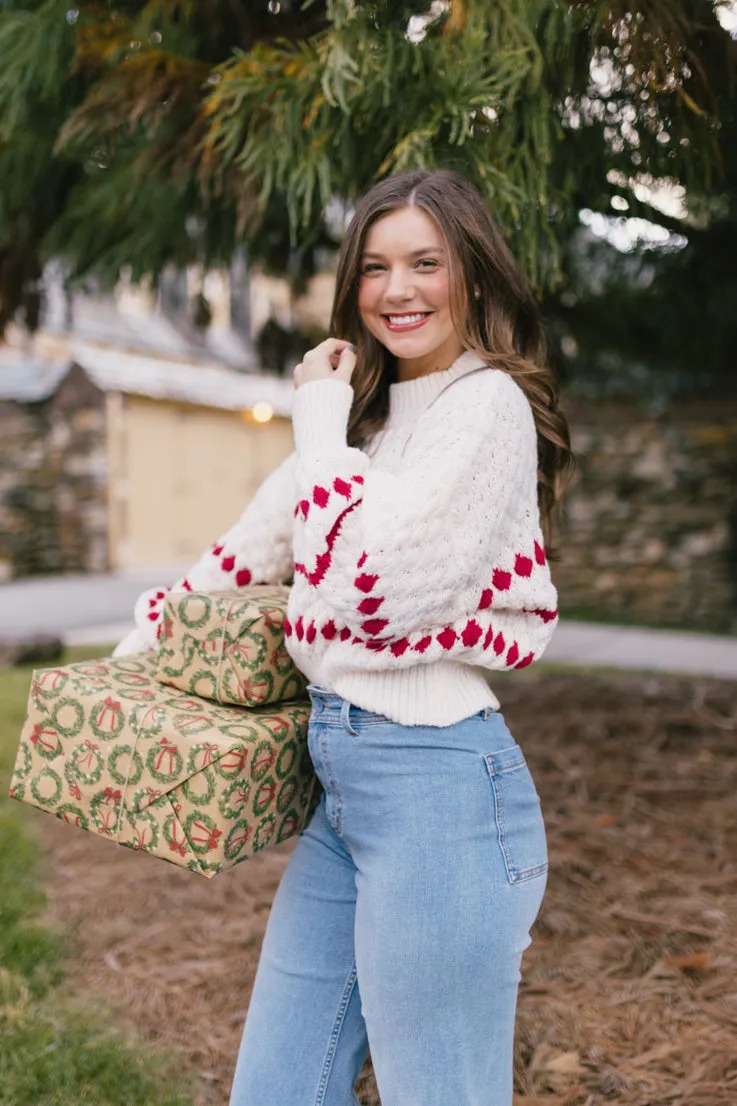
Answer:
[
  {"left": 8, "top": 652, "right": 318, "bottom": 879},
  {"left": 155, "top": 586, "right": 307, "bottom": 708}
]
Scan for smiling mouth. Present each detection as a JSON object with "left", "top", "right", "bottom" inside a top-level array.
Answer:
[{"left": 381, "top": 312, "right": 432, "bottom": 332}]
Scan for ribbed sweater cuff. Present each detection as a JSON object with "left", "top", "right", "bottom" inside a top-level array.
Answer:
[{"left": 292, "top": 379, "right": 354, "bottom": 457}]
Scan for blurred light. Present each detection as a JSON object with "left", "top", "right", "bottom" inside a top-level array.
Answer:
[
  {"left": 66, "top": 8, "right": 79, "bottom": 23},
  {"left": 268, "top": 1, "right": 281, "bottom": 13},
  {"left": 251, "top": 402, "right": 274, "bottom": 423}
]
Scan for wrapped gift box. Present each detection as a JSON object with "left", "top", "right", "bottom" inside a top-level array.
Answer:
[
  {"left": 9, "top": 652, "right": 318, "bottom": 878},
  {"left": 155, "top": 586, "right": 307, "bottom": 708}
]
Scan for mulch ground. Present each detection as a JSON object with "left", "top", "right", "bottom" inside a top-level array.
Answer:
[{"left": 38, "top": 669, "right": 737, "bottom": 1106}]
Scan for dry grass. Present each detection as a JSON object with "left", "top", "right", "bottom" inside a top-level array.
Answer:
[{"left": 37, "top": 669, "right": 737, "bottom": 1105}]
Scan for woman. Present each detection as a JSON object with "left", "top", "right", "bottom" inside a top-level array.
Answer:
[{"left": 117, "top": 169, "right": 573, "bottom": 1105}]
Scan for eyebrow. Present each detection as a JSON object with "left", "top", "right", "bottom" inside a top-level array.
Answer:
[{"left": 361, "top": 246, "right": 446, "bottom": 259}]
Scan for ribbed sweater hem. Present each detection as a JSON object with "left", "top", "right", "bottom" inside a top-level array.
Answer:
[{"left": 314, "top": 662, "right": 500, "bottom": 727}]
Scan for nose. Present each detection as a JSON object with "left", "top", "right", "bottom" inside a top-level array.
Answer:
[{"left": 384, "top": 265, "right": 415, "bottom": 302}]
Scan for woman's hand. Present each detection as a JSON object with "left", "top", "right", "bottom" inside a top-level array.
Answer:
[{"left": 293, "top": 338, "right": 356, "bottom": 389}]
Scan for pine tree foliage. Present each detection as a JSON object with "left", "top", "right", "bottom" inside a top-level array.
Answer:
[{"left": 0, "top": 0, "right": 734, "bottom": 362}]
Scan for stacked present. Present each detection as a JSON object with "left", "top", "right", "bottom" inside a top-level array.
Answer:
[
  {"left": 155, "top": 586, "right": 307, "bottom": 707},
  {"left": 9, "top": 587, "right": 318, "bottom": 879}
]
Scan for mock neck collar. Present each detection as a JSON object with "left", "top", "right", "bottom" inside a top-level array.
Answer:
[{"left": 387, "top": 350, "right": 488, "bottom": 425}]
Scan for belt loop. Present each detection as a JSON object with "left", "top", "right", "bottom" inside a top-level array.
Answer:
[{"left": 340, "top": 697, "right": 358, "bottom": 736}]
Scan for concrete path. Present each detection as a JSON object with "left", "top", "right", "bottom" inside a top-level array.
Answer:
[
  {"left": 1, "top": 569, "right": 735, "bottom": 679},
  {"left": 545, "top": 620, "right": 736, "bottom": 681},
  {"left": 0, "top": 565, "right": 189, "bottom": 643}
]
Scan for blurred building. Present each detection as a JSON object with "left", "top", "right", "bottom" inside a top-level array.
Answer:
[{"left": 0, "top": 347, "right": 294, "bottom": 580}]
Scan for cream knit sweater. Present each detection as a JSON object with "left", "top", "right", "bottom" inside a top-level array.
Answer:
[{"left": 115, "top": 350, "right": 559, "bottom": 726}]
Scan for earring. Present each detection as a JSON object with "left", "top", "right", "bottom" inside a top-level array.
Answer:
[{"left": 473, "top": 285, "right": 481, "bottom": 299}]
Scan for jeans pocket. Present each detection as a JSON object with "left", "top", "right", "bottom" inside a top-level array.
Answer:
[{"left": 483, "top": 746, "right": 548, "bottom": 884}]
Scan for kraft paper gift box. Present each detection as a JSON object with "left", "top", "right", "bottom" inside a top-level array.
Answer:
[
  {"left": 8, "top": 652, "right": 318, "bottom": 878},
  {"left": 155, "top": 586, "right": 307, "bottom": 708}
]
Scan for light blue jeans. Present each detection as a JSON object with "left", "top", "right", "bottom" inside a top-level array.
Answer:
[{"left": 229, "top": 685, "right": 548, "bottom": 1106}]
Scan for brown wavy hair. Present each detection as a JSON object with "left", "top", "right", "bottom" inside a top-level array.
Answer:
[{"left": 330, "top": 169, "right": 574, "bottom": 552}]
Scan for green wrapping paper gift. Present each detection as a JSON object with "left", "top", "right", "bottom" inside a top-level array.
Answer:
[
  {"left": 155, "top": 586, "right": 307, "bottom": 708},
  {"left": 8, "top": 652, "right": 319, "bottom": 878}
]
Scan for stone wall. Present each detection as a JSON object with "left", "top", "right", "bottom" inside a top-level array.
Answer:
[
  {"left": 0, "top": 366, "right": 108, "bottom": 580},
  {"left": 556, "top": 399, "right": 737, "bottom": 633}
]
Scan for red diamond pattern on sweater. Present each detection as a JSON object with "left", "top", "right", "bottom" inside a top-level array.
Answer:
[
  {"left": 361, "top": 618, "right": 389, "bottom": 636},
  {"left": 182, "top": 579, "right": 192, "bottom": 592},
  {"left": 312, "top": 485, "right": 330, "bottom": 508},
  {"left": 236, "top": 568, "right": 252, "bottom": 587},
  {"left": 321, "top": 620, "right": 336, "bottom": 640},
  {"left": 156, "top": 591, "right": 166, "bottom": 600},
  {"left": 437, "top": 627, "right": 457, "bottom": 650},
  {"left": 295, "top": 500, "right": 362, "bottom": 587},
  {"left": 525, "top": 607, "right": 558, "bottom": 624},
  {"left": 284, "top": 618, "right": 292, "bottom": 637},
  {"left": 340, "top": 627, "right": 351, "bottom": 641},
  {"left": 352, "top": 475, "right": 364, "bottom": 484},
  {"left": 147, "top": 612, "right": 158, "bottom": 622},
  {"left": 299, "top": 499, "right": 310, "bottom": 520},
  {"left": 148, "top": 598, "right": 157, "bottom": 608},
  {"left": 390, "top": 638, "right": 410, "bottom": 657},
  {"left": 414, "top": 636, "right": 432, "bottom": 654},
  {"left": 365, "top": 641, "right": 386, "bottom": 652},
  {"left": 333, "top": 478, "right": 353, "bottom": 498},
  {"left": 306, "top": 621, "right": 316, "bottom": 644},
  {"left": 534, "top": 540, "right": 546, "bottom": 566},
  {"left": 506, "top": 642, "right": 520, "bottom": 666},
  {"left": 295, "top": 617, "right": 304, "bottom": 641},
  {"left": 478, "top": 589, "right": 493, "bottom": 610},
  {"left": 514, "top": 554, "right": 533, "bottom": 578},
  {"left": 358, "top": 596, "right": 384, "bottom": 615},
  {"left": 492, "top": 568, "right": 512, "bottom": 590},
  {"left": 483, "top": 626, "right": 495, "bottom": 649},
  {"left": 493, "top": 632, "right": 505, "bottom": 655},
  {"left": 221, "top": 555, "right": 235, "bottom": 572},
  {"left": 212, "top": 544, "right": 224, "bottom": 556},
  {"left": 515, "top": 652, "right": 535, "bottom": 669},
  {"left": 462, "top": 620, "right": 483, "bottom": 648},
  {"left": 357, "top": 551, "right": 368, "bottom": 569},
  {"left": 355, "top": 573, "right": 379, "bottom": 593}
]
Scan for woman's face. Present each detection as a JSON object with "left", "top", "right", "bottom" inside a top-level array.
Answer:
[{"left": 357, "top": 206, "right": 465, "bottom": 376}]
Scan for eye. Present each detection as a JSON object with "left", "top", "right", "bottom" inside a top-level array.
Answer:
[
  {"left": 416, "top": 258, "right": 439, "bottom": 270},
  {"left": 360, "top": 263, "right": 384, "bottom": 275}
]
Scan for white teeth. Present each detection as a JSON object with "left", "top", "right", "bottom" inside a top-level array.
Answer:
[{"left": 387, "top": 313, "right": 428, "bottom": 324}]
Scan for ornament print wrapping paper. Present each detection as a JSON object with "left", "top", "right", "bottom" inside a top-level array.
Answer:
[
  {"left": 8, "top": 652, "right": 318, "bottom": 878},
  {"left": 155, "top": 586, "right": 307, "bottom": 708}
]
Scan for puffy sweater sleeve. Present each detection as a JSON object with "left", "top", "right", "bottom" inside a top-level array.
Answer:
[
  {"left": 290, "top": 370, "right": 554, "bottom": 654},
  {"left": 113, "top": 451, "right": 297, "bottom": 655}
]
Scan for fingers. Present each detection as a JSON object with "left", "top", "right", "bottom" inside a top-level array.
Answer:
[
  {"left": 293, "top": 337, "right": 356, "bottom": 388},
  {"left": 333, "top": 343, "right": 356, "bottom": 382}
]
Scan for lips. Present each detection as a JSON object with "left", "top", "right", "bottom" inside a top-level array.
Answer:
[{"left": 381, "top": 312, "right": 432, "bottom": 332}]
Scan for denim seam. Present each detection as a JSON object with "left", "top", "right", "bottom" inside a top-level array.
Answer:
[
  {"left": 313, "top": 960, "right": 358, "bottom": 1106},
  {"left": 319, "top": 726, "right": 343, "bottom": 837},
  {"left": 485, "top": 759, "right": 548, "bottom": 884},
  {"left": 340, "top": 699, "right": 359, "bottom": 736},
  {"left": 312, "top": 717, "right": 388, "bottom": 729}
]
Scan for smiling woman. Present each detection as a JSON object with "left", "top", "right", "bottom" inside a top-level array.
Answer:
[
  {"left": 357, "top": 208, "right": 464, "bottom": 380},
  {"left": 117, "top": 168, "right": 574, "bottom": 1106}
]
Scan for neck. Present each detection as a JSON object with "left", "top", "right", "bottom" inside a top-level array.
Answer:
[{"left": 396, "top": 335, "right": 465, "bottom": 382}]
